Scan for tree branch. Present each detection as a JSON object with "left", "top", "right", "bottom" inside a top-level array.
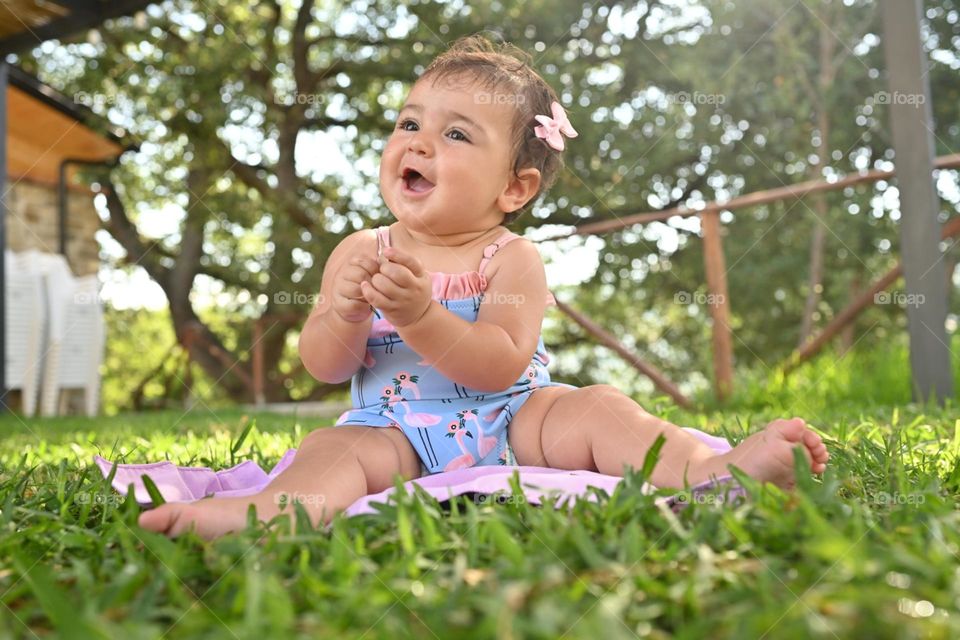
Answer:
[
  {"left": 222, "top": 143, "right": 318, "bottom": 231},
  {"left": 292, "top": 0, "right": 316, "bottom": 93},
  {"left": 100, "top": 180, "right": 168, "bottom": 281}
]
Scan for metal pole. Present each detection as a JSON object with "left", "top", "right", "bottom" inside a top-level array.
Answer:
[{"left": 880, "top": 0, "right": 954, "bottom": 404}]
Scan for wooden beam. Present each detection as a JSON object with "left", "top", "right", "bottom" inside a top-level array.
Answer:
[
  {"left": 701, "top": 210, "right": 734, "bottom": 401},
  {"left": 252, "top": 321, "right": 265, "bottom": 408},
  {"left": 552, "top": 297, "right": 693, "bottom": 409},
  {"left": 536, "top": 153, "right": 960, "bottom": 243},
  {"left": 785, "top": 216, "right": 960, "bottom": 372},
  {"left": 0, "top": 0, "right": 154, "bottom": 55}
]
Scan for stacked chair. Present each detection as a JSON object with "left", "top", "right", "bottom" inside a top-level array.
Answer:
[{"left": 4, "top": 250, "right": 104, "bottom": 416}]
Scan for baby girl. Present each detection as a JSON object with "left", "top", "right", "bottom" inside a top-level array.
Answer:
[{"left": 139, "top": 35, "right": 828, "bottom": 540}]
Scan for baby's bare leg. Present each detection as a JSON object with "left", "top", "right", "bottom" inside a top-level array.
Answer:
[
  {"left": 138, "top": 425, "right": 422, "bottom": 539},
  {"left": 510, "top": 385, "right": 828, "bottom": 489},
  {"left": 511, "top": 385, "right": 716, "bottom": 485}
]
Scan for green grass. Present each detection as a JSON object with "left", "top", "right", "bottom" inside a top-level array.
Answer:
[{"left": 2, "top": 345, "right": 960, "bottom": 638}]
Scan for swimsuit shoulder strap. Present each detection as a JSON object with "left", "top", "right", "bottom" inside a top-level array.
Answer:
[
  {"left": 375, "top": 225, "right": 392, "bottom": 256},
  {"left": 478, "top": 230, "right": 522, "bottom": 278}
]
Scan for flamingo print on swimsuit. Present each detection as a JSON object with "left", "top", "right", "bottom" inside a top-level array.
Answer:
[
  {"left": 378, "top": 383, "right": 443, "bottom": 469},
  {"left": 334, "top": 225, "right": 582, "bottom": 474},
  {"left": 392, "top": 371, "right": 421, "bottom": 399},
  {"left": 392, "top": 398, "right": 443, "bottom": 428},
  {"left": 377, "top": 385, "right": 400, "bottom": 412},
  {"left": 444, "top": 420, "right": 476, "bottom": 471},
  {"left": 458, "top": 409, "right": 498, "bottom": 458}
]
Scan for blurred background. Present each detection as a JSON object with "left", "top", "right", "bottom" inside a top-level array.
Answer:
[{"left": 4, "top": 0, "right": 959, "bottom": 416}]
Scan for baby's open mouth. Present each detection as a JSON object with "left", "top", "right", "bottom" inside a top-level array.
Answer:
[{"left": 402, "top": 168, "right": 436, "bottom": 193}]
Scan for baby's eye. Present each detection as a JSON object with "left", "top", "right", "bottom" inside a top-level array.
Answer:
[
  {"left": 397, "top": 119, "right": 419, "bottom": 131},
  {"left": 447, "top": 129, "right": 469, "bottom": 142}
]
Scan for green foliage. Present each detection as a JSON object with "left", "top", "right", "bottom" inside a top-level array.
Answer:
[
  {"left": 17, "top": 0, "right": 960, "bottom": 406},
  {"left": 101, "top": 306, "right": 181, "bottom": 415},
  {"left": 3, "top": 354, "right": 960, "bottom": 637},
  {"left": 101, "top": 303, "right": 328, "bottom": 415}
]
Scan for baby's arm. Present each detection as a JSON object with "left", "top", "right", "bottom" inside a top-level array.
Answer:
[
  {"left": 395, "top": 239, "right": 547, "bottom": 393},
  {"left": 298, "top": 230, "right": 378, "bottom": 384}
]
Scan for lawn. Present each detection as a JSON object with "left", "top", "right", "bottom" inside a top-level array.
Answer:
[{"left": 2, "top": 345, "right": 959, "bottom": 639}]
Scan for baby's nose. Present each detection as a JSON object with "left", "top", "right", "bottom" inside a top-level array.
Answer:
[{"left": 407, "top": 134, "right": 431, "bottom": 155}]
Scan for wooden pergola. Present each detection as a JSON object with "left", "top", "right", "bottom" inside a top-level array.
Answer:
[{"left": 0, "top": 1, "right": 151, "bottom": 408}]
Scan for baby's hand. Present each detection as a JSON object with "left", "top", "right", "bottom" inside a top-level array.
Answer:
[
  {"left": 331, "top": 254, "right": 379, "bottom": 323},
  {"left": 360, "top": 247, "right": 432, "bottom": 328}
]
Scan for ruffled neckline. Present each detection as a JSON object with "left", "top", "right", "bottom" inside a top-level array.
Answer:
[{"left": 428, "top": 270, "right": 486, "bottom": 300}]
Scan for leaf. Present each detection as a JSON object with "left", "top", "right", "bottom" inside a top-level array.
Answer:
[
  {"left": 396, "top": 502, "right": 415, "bottom": 557},
  {"left": 12, "top": 555, "right": 104, "bottom": 638},
  {"left": 486, "top": 517, "right": 525, "bottom": 567},
  {"left": 639, "top": 433, "right": 667, "bottom": 484},
  {"left": 140, "top": 473, "right": 166, "bottom": 506},
  {"left": 230, "top": 418, "right": 256, "bottom": 465}
]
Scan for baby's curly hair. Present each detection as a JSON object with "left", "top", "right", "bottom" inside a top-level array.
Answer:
[{"left": 419, "top": 34, "right": 568, "bottom": 225}]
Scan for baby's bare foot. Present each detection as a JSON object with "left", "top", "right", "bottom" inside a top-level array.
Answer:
[
  {"left": 704, "top": 418, "right": 829, "bottom": 489},
  {"left": 138, "top": 495, "right": 286, "bottom": 541}
]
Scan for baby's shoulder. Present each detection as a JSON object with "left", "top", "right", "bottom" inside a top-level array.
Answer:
[
  {"left": 334, "top": 228, "right": 379, "bottom": 256},
  {"left": 494, "top": 232, "right": 540, "bottom": 259},
  {"left": 483, "top": 233, "right": 544, "bottom": 279}
]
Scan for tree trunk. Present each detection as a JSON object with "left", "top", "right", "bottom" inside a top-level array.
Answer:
[
  {"left": 839, "top": 271, "right": 861, "bottom": 353},
  {"left": 798, "top": 18, "right": 836, "bottom": 347},
  {"left": 102, "top": 176, "right": 252, "bottom": 401}
]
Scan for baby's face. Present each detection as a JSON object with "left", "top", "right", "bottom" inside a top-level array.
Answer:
[{"left": 380, "top": 76, "right": 519, "bottom": 238}]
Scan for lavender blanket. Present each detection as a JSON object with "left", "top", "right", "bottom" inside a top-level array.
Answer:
[{"left": 94, "top": 428, "right": 741, "bottom": 518}]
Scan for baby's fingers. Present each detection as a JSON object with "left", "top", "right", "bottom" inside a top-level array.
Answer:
[
  {"left": 377, "top": 261, "right": 417, "bottom": 288},
  {"left": 349, "top": 255, "right": 380, "bottom": 279},
  {"left": 382, "top": 247, "right": 425, "bottom": 277},
  {"left": 339, "top": 279, "right": 364, "bottom": 300},
  {"left": 360, "top": 279, "right": 388, "bottom": 308},
  {"left": 340, "top": 262, "right": 378, "bottom": 285}
]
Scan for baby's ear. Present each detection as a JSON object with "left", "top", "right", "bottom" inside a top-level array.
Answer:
[{"left": 498, "top": 167, "right": 541, "bottom": 213}]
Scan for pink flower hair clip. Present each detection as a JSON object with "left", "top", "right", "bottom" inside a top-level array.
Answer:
[{"left": 534, "top": 101, "right": 578, "bottom": 151}]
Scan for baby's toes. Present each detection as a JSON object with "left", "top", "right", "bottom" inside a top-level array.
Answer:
[
  {"left": 813, "top": 442, "right": 830, "bottom": 464},
  {"left": 138, "top": 504, "right": 178, "bottom": 534},
  {"left": 807, "top": 441, "right": 829, "bottom": 473},
  {"left": 800, "top": 428, "right": 823, "bottom": 451},
  {"left": 768, "top": 417, "right": 807, "bottom": 442}
]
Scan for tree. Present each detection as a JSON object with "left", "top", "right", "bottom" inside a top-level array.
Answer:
[{"left": 22, "top": 0, "right": 960, "bottom": 405}]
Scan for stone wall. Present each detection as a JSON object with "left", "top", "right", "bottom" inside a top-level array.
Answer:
[{"left": 7, "top": 180, "right": 101, "bottom": 277}]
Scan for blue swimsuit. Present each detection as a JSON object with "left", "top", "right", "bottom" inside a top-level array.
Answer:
[{"left": 334, "top": 225, "right": 576, "bottom": 475}]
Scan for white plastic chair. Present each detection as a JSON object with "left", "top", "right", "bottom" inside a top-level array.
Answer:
[
  {"left": 4, "top": 251, "right": 46, "bottom": 416},
  {"left": 39, "top": 274, "right": 104, "bottom": 417}
]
